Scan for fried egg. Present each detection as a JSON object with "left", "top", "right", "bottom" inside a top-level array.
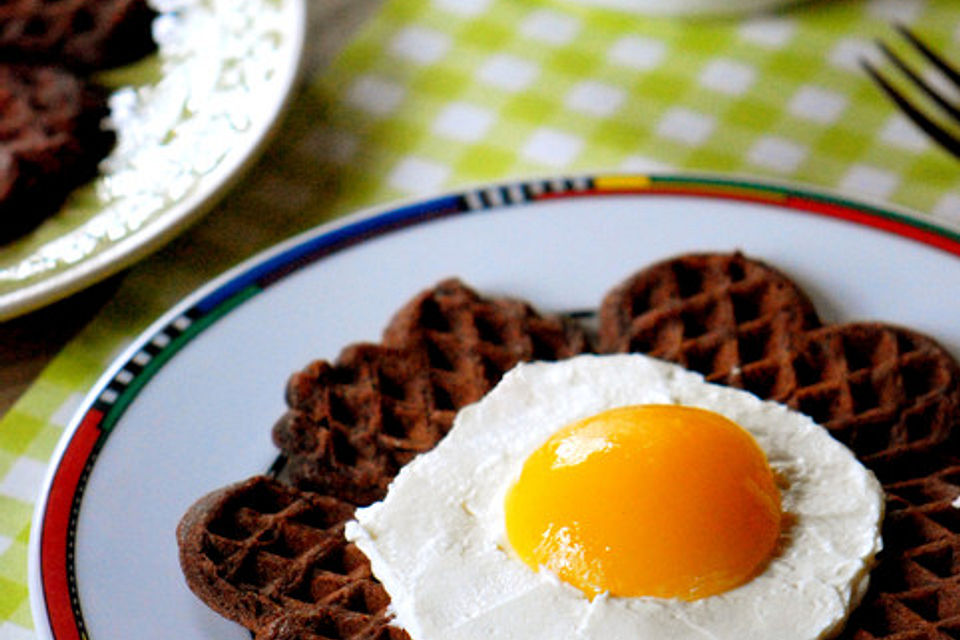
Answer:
[{"left": 346, "top": 354, "right": 884, "bottom": 640}]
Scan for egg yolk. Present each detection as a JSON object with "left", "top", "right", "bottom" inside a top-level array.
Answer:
[{"left": 504, "top": 404, "right": 781, "bottom": 601}]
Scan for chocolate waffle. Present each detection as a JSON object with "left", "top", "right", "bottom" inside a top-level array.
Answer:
[
  {"left": 0, "top": 0, "right": 156, "bottom": 241},
  {"left": 0, "top": 63, "right": 114, "bottom": 243},
  {"left": 0, "top": 0, "right": 156, "bottom": 70},
  {"left": 179, "top": 279, "right": 590, "bottom": 639},
  {"left": 600, "top": 252, "right": 960, "bottom": 640},
  {"left": 181, "top": 261, "right": 960, "bottom": 640},
  {"left": 841, "top": 454, "right": 960, "bottom": 640},
  {"left": 599, "top": 252, "right": 960, "bottom": 469},
  {"left": 273, "top": 279, "right": 588, "bottom": 506},
  {"left": 597, "top": 251, "right": 823, "bottom": 387},
  {"left": 177, "top": 476, "right": 407, "bottom": 640}
]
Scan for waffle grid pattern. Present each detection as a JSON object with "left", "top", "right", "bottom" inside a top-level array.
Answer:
[
  {"left": 599, "top": 253, "right": 823, "bottom": 400},
  {"left": 274, "top": 279, "right": 588, "bottom": 505},
  {"left": 599, "top": 253, "right": 960, "bottom": 469},
  {"left": 8, "top": 0, "right": 960, "bottom": 633},
  {"left": 181, "top": 279, "right": 590, "bottom": 640},
  {"left": 178, "top": 476, "right": 406, "bottom": 640},
  {"left": 789, "top": 325, "right": 960, "bottom": 470},
  {"left": 274, "top": 345, "right": 451, "bottom": 507},
  {"left": 600, "top": 253, "right": 960, "bottom": 640},
  {"left": 185, "top": 265, "right": 960, "bottom": 640},
  {"left": 842, "top": 462, "right": 960, "bottom": 640}
]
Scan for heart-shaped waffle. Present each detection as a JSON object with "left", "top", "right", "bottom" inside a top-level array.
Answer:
[
  {"left": 273, "top": 279, "right": 589, "bottom": 506},
  {"left": 598, "top": 251, "right": 823, "bottom": 385},
  {"left": 600, "top": 252, "right": 960, "bottom": 640},
  {"left": 182, "top": 260, "right": 960, "bottom": 640},
  {"left": 0, "top": 63, "right": 114, "bottom": 242},
  {"left": 273, "top": 344, "right": 448, "bottom": 508},
  {"left": 177, "top": 475, "right": 409, "bottom": 640},
  {"left": 0, "top": 0, "right": 156, "bottom": 70},
  {"left": 599, "top": 252, "right": 960, "bottom": 471},
  {"left": 179, "top": 279, "right": 590, "bottom": 639}
]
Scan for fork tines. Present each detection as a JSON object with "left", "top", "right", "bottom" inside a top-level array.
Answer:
[{"left": 862, "top": 25, "right": 960, "bottom": 158}]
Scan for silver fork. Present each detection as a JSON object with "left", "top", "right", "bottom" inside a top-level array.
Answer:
[{"left": 862, "top": 25, "right": 960, "bottom": 158}]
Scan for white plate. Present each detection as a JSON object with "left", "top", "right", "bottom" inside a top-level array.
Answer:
[
  {"left": 0, "top": 0, "right": 306, "bottom": 321},
  {"left": 28, "top": 173, "right": 960, "bottom": 639}
]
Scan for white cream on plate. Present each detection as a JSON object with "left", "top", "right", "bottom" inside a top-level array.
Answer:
[{"left": 347, "top": 354, "right": 884, "bottom": 640}]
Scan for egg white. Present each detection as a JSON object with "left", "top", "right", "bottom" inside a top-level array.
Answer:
[{"left": 347, "top": 354, "right": 884, "bottom": 640}]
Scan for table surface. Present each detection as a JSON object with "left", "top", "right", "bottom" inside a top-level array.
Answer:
[
  {"left": 0, "top": 0, "right": 384, "bottom": 420},
  {"left": 4, "top": 0, "right": 960, "bottom": 636}
]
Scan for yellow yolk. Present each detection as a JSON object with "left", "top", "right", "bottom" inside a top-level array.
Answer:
[{"left": 503, "top": 405, "right": 782, "bottom": 601}]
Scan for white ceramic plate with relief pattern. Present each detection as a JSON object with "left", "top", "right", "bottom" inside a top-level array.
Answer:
[{"left": 0, "top": 0, "right": 306, "bottom": 321}]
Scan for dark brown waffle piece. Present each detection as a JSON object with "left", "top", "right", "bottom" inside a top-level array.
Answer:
[
  {"left": 838, "top": 453, "right": 960, "bottom": 640},
  {"left": 382, "top": 277, "right": 589, "bottom": 360},
  {"left": 177, "top": 475, "right": 410, "bottom": 640},
  {"left": 273, "top": 344, "right": 448, "bottom": 507},
  {"left": 183, "top": 265, "right": 960, "bottom": 640},
  {"left": 0, "top": 0, "right": 156, "bottom": 71},
  {"left": 274, "top": 279, "right": 590, "bottom": 506},
  {"left": 789, "top": 324, "right": 960, "bottom": 473},
  {"left": 0, "top": 63, "right": 114, "bottom": 242},
  {"left": 601, "top": 251, "right": 960, "bottom": 640},
  {"left": 599, "top": 253, "right": 960, "bottom": 469},
  {"left": 181, "top": 279, "right": 590, "bottom": 639},
  {"left": 0, "top": 0, "right": 157, "bottom": 241},
  {"left": 598, "top": 251, "right": 823, "bottom": 391}
]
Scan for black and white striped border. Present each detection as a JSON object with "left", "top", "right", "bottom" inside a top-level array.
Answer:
[
  {"left": 462, "top": 176, "right": 593, "bottom": 211},
  {"left": 93, "top": 311, "right": 200, "bottom": 411}
]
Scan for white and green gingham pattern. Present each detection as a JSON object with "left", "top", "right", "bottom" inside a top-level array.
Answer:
[
  {"left": 3, "top": 0, "right": 960, "bottom": 634},
  {"left": 315, "top": 0, "right": 960, "bottom": 214}
]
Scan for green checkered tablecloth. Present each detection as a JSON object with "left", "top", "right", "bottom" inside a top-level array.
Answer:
[{"left": 3, "top": 0, "right": 960, "bottom": 635}]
